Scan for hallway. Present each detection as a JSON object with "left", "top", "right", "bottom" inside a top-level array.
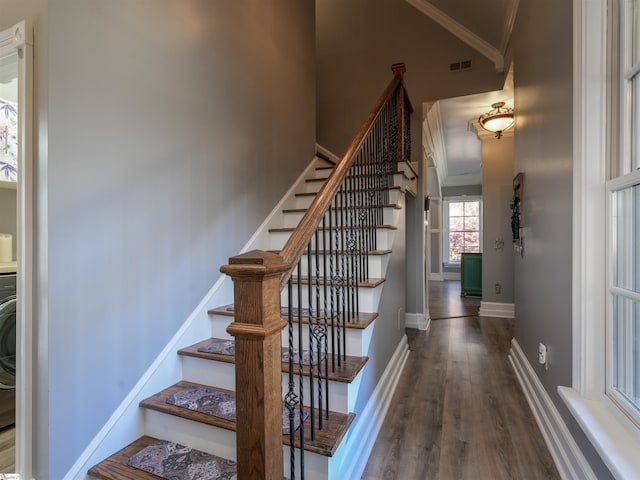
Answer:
[{"left": 361, "top": 281, "right": 559, "bottom": 479}]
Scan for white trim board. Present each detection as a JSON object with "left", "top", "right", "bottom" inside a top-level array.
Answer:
[
  {"left": 405, "top": 312, "right": 430, "bottom": 331},
  {"left": 509, "top": 339, "right": 597, "bottom": 480},
  {"left": 479, "top": 301, "right": 514, "bottom": 318},
  {"left": 329, "top": 334, "right": 410, "bottom": 479},
  {"left": 559, "top": 386, "right": 640, "bottom": 479},
  {"left": 316, "top": 143, "right": 340, "bottom": 164}
]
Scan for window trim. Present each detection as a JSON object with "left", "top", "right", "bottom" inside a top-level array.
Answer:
[
  {"left": 560, "top": 0, "right": 640, "bottom": 477},
  {"left": 441, "top": 196, "right": 482, "bottom": 264}
]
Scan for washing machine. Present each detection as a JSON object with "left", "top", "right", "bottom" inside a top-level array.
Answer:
[{"left": 0, "top": 273, "right": 15, "bottom": 429}]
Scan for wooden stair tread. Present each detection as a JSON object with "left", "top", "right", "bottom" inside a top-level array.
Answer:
[
  {"left": 268, "top": 248, "right": 392, "bottom": 256},
  {"left": 290, "top": 276, "right": 385, "bottom": 288},
  {"left": 282, "top": 204, "right": 401, "bottom": 213},
  {"left": 295, "top": 185, "right": 400, "bottom": 197},
  {"left": 140, "top": 381, "right": 355, "bottom": 457},
  {"left": 306, "top": 171, "right": 407, "bottom": 183},
  {"left": 208, "top": 304, "right": 378, "bottom": 329},
  {"left": 178, "top": 338, "right": 368, "bottom": 383},
  {"left": 269, "top": 225, "right": 397, "bottom": 232},
  {"left": 88, "top": 435, "right": 185, "bottom": 480}
]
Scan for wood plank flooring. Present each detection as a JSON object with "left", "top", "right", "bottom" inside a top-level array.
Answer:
[
  {"left": 0, "top": 426, "right": 14, "bottom": 473},
  {"left": 361, "top": 281, "right": 559, "bottom": 480}
]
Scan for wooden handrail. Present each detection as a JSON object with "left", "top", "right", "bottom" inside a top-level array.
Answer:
[{"left": 279, "top": 64, "right": 406, "bottom": 290}]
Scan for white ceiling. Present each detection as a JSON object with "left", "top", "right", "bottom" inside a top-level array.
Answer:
[{"left": 408, "top": 0, "right": 518, "bottom": 191}]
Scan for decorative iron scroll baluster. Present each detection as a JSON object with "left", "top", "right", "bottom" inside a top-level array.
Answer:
[{"left": 286, "top": 278, "right": 298, "bottom": 480}]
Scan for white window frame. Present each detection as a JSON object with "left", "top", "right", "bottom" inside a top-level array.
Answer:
[
  {"left": 559, "top": 1, "right": 640, "bottom": 477},
  {"left": 442, "top": 196, "right": 482, "bottom": 264}
]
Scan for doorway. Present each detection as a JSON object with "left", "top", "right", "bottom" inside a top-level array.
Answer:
[{"left": 0, "top": 21, "right": 34, "bottom": 478}]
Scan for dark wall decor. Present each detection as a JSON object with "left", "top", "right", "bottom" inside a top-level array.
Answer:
[{"left": 511, "top": 172, "right": 524, "bottom": 256}]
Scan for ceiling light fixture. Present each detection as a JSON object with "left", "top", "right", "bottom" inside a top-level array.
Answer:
[{"left": 478, "top": 101, "right": 514, "bottom": 139}]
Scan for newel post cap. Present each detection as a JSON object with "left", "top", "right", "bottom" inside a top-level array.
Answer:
[
  {"left": 220, "top": 250, "right": 289, "bottom": 278},
  {"left": 391, "top": 62, "right": 406, "bottom": 76}
]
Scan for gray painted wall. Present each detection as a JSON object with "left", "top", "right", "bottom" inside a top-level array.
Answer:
[
  {"left": 511, "top": 0, "right": 612, "bottom": 477},
  {"left": 441, "top": 184, "right": 482, "bottom": 197},
  {"left": 2, "top": 1, "right": 315, "bottom": 478},
  {"left": 316, "top": 0, "right": 506, "bottom": 318},
  {"left": 481, "top": 136, "right": 514, "bottom": 302}
]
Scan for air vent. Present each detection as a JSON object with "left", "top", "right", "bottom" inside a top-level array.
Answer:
[{"left": 450, "top": 60, "right": 472, "bottom": 72}]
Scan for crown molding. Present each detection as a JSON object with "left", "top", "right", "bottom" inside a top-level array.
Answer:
[
  {"left": 405, "top": 0, "right": 505, "bottom": 72},
  {"left": 423, "top": 102, "right": 448, "bottom": 178},
  {"left": 500, "top": 0, "right": 520, "bottom": 55}
]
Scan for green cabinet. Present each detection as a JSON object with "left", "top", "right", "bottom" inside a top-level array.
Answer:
[{"left": 461, "top": 253, "right": 482, "bottom": 297}]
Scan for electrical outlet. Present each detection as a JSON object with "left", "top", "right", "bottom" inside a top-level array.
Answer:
[
  {"left": 494, "top": 283, "right": 501, "bottom": 294},
  {"left": 538, "top": 343, "right": 548, "bottom": 370}
]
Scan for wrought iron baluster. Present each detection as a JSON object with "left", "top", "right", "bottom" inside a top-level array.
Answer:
[
  {"left": 296, "top": 259, "right": 305, "bottom": 479},
  {"left": 312, "top": 228, "right": 324, "bottom": 429},
  {"left": 306, "top": 238, "right": 315, "bottom": 439},
  {"left": 286, "top": 278, "right": 298, "bottom": 480}
]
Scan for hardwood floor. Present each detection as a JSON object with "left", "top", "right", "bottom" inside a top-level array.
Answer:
[
  {"left": 361, "top": 281, "right": 559, "bottom": 480},
  {"left": 0, "top": 425, "right": 14, "bottom": 473}
]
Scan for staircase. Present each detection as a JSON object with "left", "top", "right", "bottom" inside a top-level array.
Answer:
[{"left": 87, "top": 64, "right": 414, "bottom": 480}]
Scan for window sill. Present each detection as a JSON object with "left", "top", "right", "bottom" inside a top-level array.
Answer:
[{"left": 558, "top": 386, "right": 640, "bottom": 478}]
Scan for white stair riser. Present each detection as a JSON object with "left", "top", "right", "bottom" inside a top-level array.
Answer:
[
  {"left": 144, "top": 410, "right": 332, "bottom": 480},
  {"left": 291, "top": 188, "right": 402, "bottom": 210},
  {"left": 208, "top": 313, "right": 371, "bottom": 357},
  {"left": 180, "top": 355, "right": 351, "bottom": 413},
  {"left": 281, "top": 206, "right": 399, "bottom": 228},
  {"left": 269, "top": 228, "right": 395, "bottom": 251},
  {"left": 280, "top": 321, "right": 373, "bottom": 357},
  {"left": 294, "top": 254, "right": 389, "bottom": 278},
  {"left": 281, "top": 283, "right": 383, "bottom": 314},
  {"left": 145, "top": 409, "right": 237, "bottom": 463},
  {"left": 181, "top": 356, "right": 236, "bottom": 390}
]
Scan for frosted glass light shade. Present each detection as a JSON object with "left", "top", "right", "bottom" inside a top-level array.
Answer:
[{"left": 478, "top": 102, "right": 514, "bottom": 139}]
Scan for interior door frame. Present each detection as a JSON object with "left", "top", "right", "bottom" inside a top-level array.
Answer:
[{"left": 0, "top": 21, "right": 34, "bottom": 479}]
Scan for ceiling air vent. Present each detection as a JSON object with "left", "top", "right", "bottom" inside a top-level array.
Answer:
[{"left": 449, "top": 60, "right": 472, "bottom": 72}]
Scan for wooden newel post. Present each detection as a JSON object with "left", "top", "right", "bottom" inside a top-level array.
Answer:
[{"left": 220, "top": 250, "right": 289, "bottom": 480}]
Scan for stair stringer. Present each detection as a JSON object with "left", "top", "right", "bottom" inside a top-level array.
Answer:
[{"left": 68, "top": 155, "right": 326, "bottom": 480}]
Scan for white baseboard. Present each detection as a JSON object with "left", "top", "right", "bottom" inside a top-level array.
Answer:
[
  {"left": 428, "top": 273, "right": 443, "bottom": 281},
  {"left": 443, "top": 272, "right": 460, "bottom": 281},
  {"left": 405, "top": 312, "right": 430, "bottom": 331},
  {"left": 509, "top": 339, "right": 597, "bottom": 480},
  {"left": 330, "top": 334, "right": 410, "bottom": 479},
  {"left": 479, "top": 301, "right": 515, "bottom": 318}
]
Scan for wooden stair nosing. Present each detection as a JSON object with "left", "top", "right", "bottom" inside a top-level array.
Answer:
[
  {"left": 282, "top": 204, "right": 401, "bottom": 214},
  {"left": 306, "top": 170, "right": 409, "bottom": 183},
  {"left": 268, "top": 225, "right": 397, "bottom": 233},
  {"left": 315, "top": 162, "right": 409, "bottom": 172},
  {"left": 88, "top": 435, "right": 184, "bottom": 480},
  {"left": 207, "top": 304, "right": 379, "bottom": 330},
  {"left": 290, "top": 276, "right": 385, "bottom": 288},
  {"left": 178, "top": 338, "right": 369, "bottom": 383},
  {"left": 268, "top": 248, "right": 393, "bottom": 256},
  {"left": 295, "top": 185, "right": 401, "bottom": 197},
  {"left": 140, "top": 380, "right": 355, "bottom": 457}
]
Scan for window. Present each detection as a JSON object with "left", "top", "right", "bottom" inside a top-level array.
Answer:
[
  {"left": 607, "top": 0, "right": 640, "bottom": 424},
  {"left": 443, "top": 197, "right": 481, "bottom": 263},
  {"left": 559, "top": 1, "right": 640, "bottom": 476}
]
